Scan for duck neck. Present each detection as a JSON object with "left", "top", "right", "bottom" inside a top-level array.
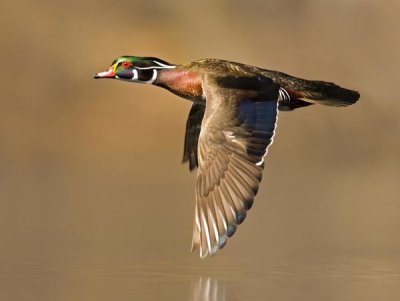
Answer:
[{"left": 154, "top": 67, "right": 203, "bottom": 101}]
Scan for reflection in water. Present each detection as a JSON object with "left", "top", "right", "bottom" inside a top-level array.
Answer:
[
  {"left": 1, "top": 259, "right": 399, "bottom": 301},
  {"left": 190, "top": 277, "right": 225, "bottom": 301}
]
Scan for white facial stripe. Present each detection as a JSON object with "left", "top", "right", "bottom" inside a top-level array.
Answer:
[
  {"left": 153, "top": 60, "right": 176, "bottom": 68},
  {"left": 115, "top": 57, "right": 175, "bottom": 71},
  {"left": 115, "top": 58, "right": 126, "bottom": 65},
  {"left": 135, "top": 65, "right": 176, "bottom": 70},
  {"left": 116, "top": 58, "right": 175, "bottom": 69}
]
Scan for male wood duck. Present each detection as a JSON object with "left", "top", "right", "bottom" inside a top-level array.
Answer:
[{"left": 94, "top": 56, "right": 360, "bottom": 258}]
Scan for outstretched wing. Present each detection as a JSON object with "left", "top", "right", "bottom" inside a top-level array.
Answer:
[{"left": 192, "top": 74, "right": 280, "bottom": 258}]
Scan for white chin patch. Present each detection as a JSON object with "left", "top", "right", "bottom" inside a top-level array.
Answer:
[{"left": 132, "top": 69, "right": 139, "bottom": 80}]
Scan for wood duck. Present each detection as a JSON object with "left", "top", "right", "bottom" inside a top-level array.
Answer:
[{"left": 94, "top": 56, "right": 360, "bottom": 258}]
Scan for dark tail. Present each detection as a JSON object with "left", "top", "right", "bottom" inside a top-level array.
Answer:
[
  {"left": 290, "top": 79, "right": 360, "bottom": 107},
  {"left": 261, "top": 69, "right": 360, "bottom": 109}
]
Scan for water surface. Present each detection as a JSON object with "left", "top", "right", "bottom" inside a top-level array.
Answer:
[{"left": 1, "top": 256, "right": 399, "bottom": 301}]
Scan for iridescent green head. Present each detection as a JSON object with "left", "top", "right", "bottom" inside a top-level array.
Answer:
[{"left": 94, "top": 56, "right": 175, "bottom": 84}]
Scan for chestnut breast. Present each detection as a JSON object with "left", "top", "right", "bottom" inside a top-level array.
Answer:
[{"left": 156, "top": 68, "right": 204, "bottom": 102}]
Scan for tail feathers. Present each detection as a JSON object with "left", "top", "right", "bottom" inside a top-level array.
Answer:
[
  {"left": 294, "top": 80, "right": 360, "bottom": 107},
  {"left": 261, "top": 69, "right": 360, "bottom": 108}
]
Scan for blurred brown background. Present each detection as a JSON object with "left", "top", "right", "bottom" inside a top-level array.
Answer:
[{"left": 0, "top": 0, "right": 399, "bottom": 300}]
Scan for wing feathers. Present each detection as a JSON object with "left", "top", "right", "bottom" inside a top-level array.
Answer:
[
  {"left": 217, "top": 182, "right": 238, "bottom": 237},
  {"left": 191, "top": 73, "right": 279, "bottom": 257}
]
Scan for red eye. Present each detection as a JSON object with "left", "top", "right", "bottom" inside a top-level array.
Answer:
[{"left": 121, "top": 61, "right": 132, "bottom": 69}]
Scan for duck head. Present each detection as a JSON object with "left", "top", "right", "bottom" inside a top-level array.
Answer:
[{"left": 94, "top": 56, "right": 176, "bottom": 84}]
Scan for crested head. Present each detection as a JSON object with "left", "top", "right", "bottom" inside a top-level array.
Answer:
[{"left": 94, "top": 55, "right": 176, "bottom": 84}]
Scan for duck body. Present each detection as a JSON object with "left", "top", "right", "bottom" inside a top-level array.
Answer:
[
  {"left": 155, "top": 58, "right": 359, "bottom": 108},
  {"left": 95, "top": 56, "right": 359, "bottom": 258}
]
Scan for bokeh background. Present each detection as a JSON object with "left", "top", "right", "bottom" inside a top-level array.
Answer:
[{"left": 1, "top": 0, "right": 399, "bottom": 300}]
